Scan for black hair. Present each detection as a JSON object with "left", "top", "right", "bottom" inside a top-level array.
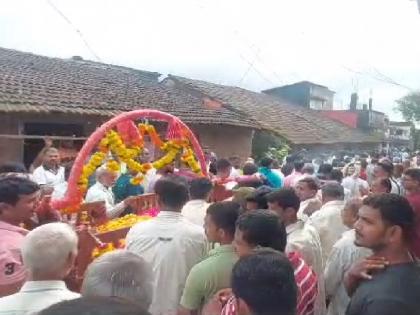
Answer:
[
  {"left": 329, "top": 169, "right": 343, "bottom": 183},
  {"left": 297, "top": 177, "right": 319, "bottom": 191},
  {"left": 318, "top": 163, "right": 333, "bottom": 175},
  {"left": 281, "top": 163, "right": 294, "bottom": 177},
  {"left": 377, "top": 161, "right": 394, "bottom": 176},
  {"left": 360, "top": 159, "right": 368, "bottom": 169},
  {"left": 321, "top": 182, "right": 344, "bottom": 200},
  {"left": 403, "top": 168, "right": 420, "bottom": 182},
  {"left": 206, "top": 201, "right": 241, "bottom": 236},
  {"left": 154, "top": 176, "right": 189, "bottom": 210},
  {"left": 216, "top": 159, "right": 231, "bottom": 171},
  {"left": 260, "top": 157, "right": 273, "bottom": 168},
  {"left": 231, "top": 249, "right": 297, "bottom": 315},
  {"left": 236, "top": 210, "right": 287, "bottom": 252},
  {"left": 266, "top": 188, "right": 300, "bottom": 211},
  {"left": 39, "top": 297, "right": 149, "bottom": 315},
  {"left": 63, "top": 162, "right": 73, "bottom": 181},
  {"left": 246, "top": 186, "right": 273, "bottom": 209},
  {"left": 302, "top": 163, "right": 314, "bottom": 175},
  {"left": 189, "top": 178, "right": 213, "bottom": 200},
  {"left": 0, "top": 177, "right": 40, "bottom": 205},
  {"left": 0, "top": 162, "right": 28, "bottom": 174},
  {"left": 363, "top": 194, "right": 415, "bottom": 241},
  {"left": 243, "top": 163, "right": 259, "bottom": 176},
  {"left": 293, "top": 160, "right": 304, "bottom": 172}
]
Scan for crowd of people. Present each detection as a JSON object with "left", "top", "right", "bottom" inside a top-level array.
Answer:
[{"left": 0, "top": 143, "right": 420, "bottom": 315}]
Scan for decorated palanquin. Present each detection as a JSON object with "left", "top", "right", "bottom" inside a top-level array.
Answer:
[{"left": 50, "top": 110, "right": 207, "bottom": 289}]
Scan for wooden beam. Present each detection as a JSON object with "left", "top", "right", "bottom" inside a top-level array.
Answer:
[{"left": 0, "top": 134, "right": 88, "bottom": 141}]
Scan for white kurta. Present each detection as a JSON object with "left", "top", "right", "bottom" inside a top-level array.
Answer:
[
  {"left": 32, "top": 165, "right": 65, "bottom": 188},
  {"left": 126, "top": 211, "right": 208, "bottom": 315},
  {"left": 286, "top": 220, "right": 326, "bottom": 315},
  {"left": 309, "top": 200, "right": 348, "bottom": 266},
  {"left": 0, "top": 280, "right": 79, "bottom": 315},
  {"left": 85, "top": 182, "right": 125, "bottom": 219},
  {"left": 181, "top": 199, "right": 210, "bottom": 227},
  {"left": 324, "top": 230, "right": 372, "bottom": 315}
]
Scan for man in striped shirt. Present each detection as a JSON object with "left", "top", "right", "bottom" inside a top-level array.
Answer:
[{"left": 218, "top": 210, "right": 318, "bottom": 315}]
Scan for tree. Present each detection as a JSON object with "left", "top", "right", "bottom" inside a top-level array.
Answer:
[
  {"left": 396, "top": 92, "right": 420, "bottom": 122},
  {"left": 252, "top": 131, "right": 290, "bottom": 162}
]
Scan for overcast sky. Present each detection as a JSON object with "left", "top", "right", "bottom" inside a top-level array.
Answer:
[{"left": 1, "top": 0, "right": 419, "bottom": 120}]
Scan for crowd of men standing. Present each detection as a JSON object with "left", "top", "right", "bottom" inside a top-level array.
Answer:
[{"left": 0, "top": 146, "right": 419, "bottom": 315}]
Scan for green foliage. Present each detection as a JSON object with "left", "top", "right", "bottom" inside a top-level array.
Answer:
[
  {"left": 252, "top": 131, "right": 290, "bottom": 162},
  {"left": 396, "top": 92, "right": 420, "bottom": 122}
]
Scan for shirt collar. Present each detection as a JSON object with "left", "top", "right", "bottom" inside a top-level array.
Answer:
[
  {"left": 286, "top": 220, "right": 305, "bottom": 235},
  {"left": 323, "top": 200, "right": 345, "bottom": 208},
  {"left": 20, "top": 281, "right": 68, "bottom": 292},
  {"left": 95, "top": 181, "right": 111, "bottom": 191},
  {"left": 209, "top": 244, "right": 235, "bottom": 256},
  {"left": 0, "top": 220, "right": 28, "bottom": 235},
  {"left": 157, "top": 211, "right": 183, "bottom": 219}
]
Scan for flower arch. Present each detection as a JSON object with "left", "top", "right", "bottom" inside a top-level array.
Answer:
[{"left": 51, "top": 109, "right": 207, "bottom": 213}]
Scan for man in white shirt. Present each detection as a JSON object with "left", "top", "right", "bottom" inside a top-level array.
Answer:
[
  {"left": 126, "top": 176, "right": 207, "bottom": 315},
  {"left": 32, "top": 148, "right": 65, "bottom": 189},
  {"left": 324, "top": 198, "right": 372, "bottom": 315},
  {"left": 295, "top": 177, "right": 322, "bottom": 219},
  {"left": 309, "top": 182, "right": 348, "bottom": 266},
  {"left": 85, "top": 167, "right": 136, "bottom": 219},
  {"left": 182, "top": 178, "right": 212, "bottom": 227},
  {"left": 267, "top": 188, "right": 326, "bottom": 315},
  {"left": 0, "top": 223, "right": 80, "bottom": 314}
]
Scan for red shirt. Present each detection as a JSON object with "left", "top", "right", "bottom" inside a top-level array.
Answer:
[
  {"left": 405, "top": 192, "right": 420, "bottom": 258},
  {"left": 221, "top": 252, "right": 318, "bottom": 315}
]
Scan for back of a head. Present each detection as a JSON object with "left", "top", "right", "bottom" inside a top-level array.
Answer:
[
  {"left": 0, "top": 176, "right": 39, "bottom": 205},
  {"left": 266, "top": 188, "right": 300, "bottom": 212},
  {"left": 329, "top": 169, "right": 343, "bottom": 183},
  {"left": 298, "top": 176, "right": 320, "bottom": 192},
  {"left": 39, "top": 296, "right": 150, "bottom": 315},
  {"left": 363, "top": 193, "right": 415, "bottom": 242},
  {"left": 22, "top": 223, "right": 78, "bottom": 276},
  {"left": 231, "top": 249, "right": 297, "bottom": 315},
  {"left": 82, "top": 250, "right": 153, "bottom": 309},
  {"left": 242, "top": 162, "right": 259, "bottom": 176},
  {"left": 206, "top": 201, "right": 241, "bottom": 236},
  {"left": 260, "top": 157, "right": 273, "bottom": 168},
  {"left": 294, "top": 160, "right": 305, "bottom": 172},
  {"left": 236, "top": 210, "right": 286, "bottom": 252},
  {"left": 321, "top": 182, "right": 344, "bottom": 201},
  {"left": 246, "top": 186, "right": 273, "bottom": 209},
  {"left": 318, "top": 163, "right": 333, "bottom": 176},
  {"left": 189, "top": 177, "right": 213, "bottom": 200},
  {"left": 344, "top": 198, "right": 363, "bottom": 216},
  {"left": 154, "top": 175, "right": 189, "bottom": 210},
  {"left": 302, "top": 163, "right": 314, "bottom": 175},
  {"left": 0, "top": 162, "right": 28, "bottom": 174},
  {"left": 216, "top": 158, "right": 231, "bottom": 171}
]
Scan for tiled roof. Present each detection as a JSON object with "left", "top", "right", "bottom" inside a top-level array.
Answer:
[
  {"left": 0, "top": 47, "right": 258, "bottom": 129},
  {"left": 169, "top": 75, "right": 383, "bottom": 145}
]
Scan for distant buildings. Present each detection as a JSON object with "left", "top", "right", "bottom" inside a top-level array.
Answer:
[
  {"left": 262, "top": 81, "right": 334, "bottom": 110},
  {"left": 388, "top": 121, "right": 414, "bottom": 150}
]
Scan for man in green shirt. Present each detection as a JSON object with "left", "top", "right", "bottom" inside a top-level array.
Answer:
[{"left": 179, "top": 201, "right": 240, "bottom": 315}]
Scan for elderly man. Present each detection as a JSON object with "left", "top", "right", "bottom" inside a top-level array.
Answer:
[
  {"left": 309, "top": 182, "right": 347, "bottom": 265},
  {"left": 0, "top": 222, "right": 80, "bottom": 314},
  {"left": 85, "top": 167, "right": 136, "bottom": 219},
  {"left": 82, "top": 250, "right": 153, "bottom": 310},
  {"left": 32, "top": 147, "right": 65, "bottom": 189},
  {"left": 0, "top": 177, "right": 40, "bottom": 297}
]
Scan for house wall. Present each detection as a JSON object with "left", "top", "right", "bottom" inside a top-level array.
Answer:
[
  {"left": 0, "top": 113, "right": 106, "bottom": 166},
  {"left": 191, "top": 124, "right": 254, "bottom": 161},
  {"left": 0, "top": 113, "right": 255, "bottom": 167},
  {"left": 292, "top": 142, "right": 381, "bottom": 158}
]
